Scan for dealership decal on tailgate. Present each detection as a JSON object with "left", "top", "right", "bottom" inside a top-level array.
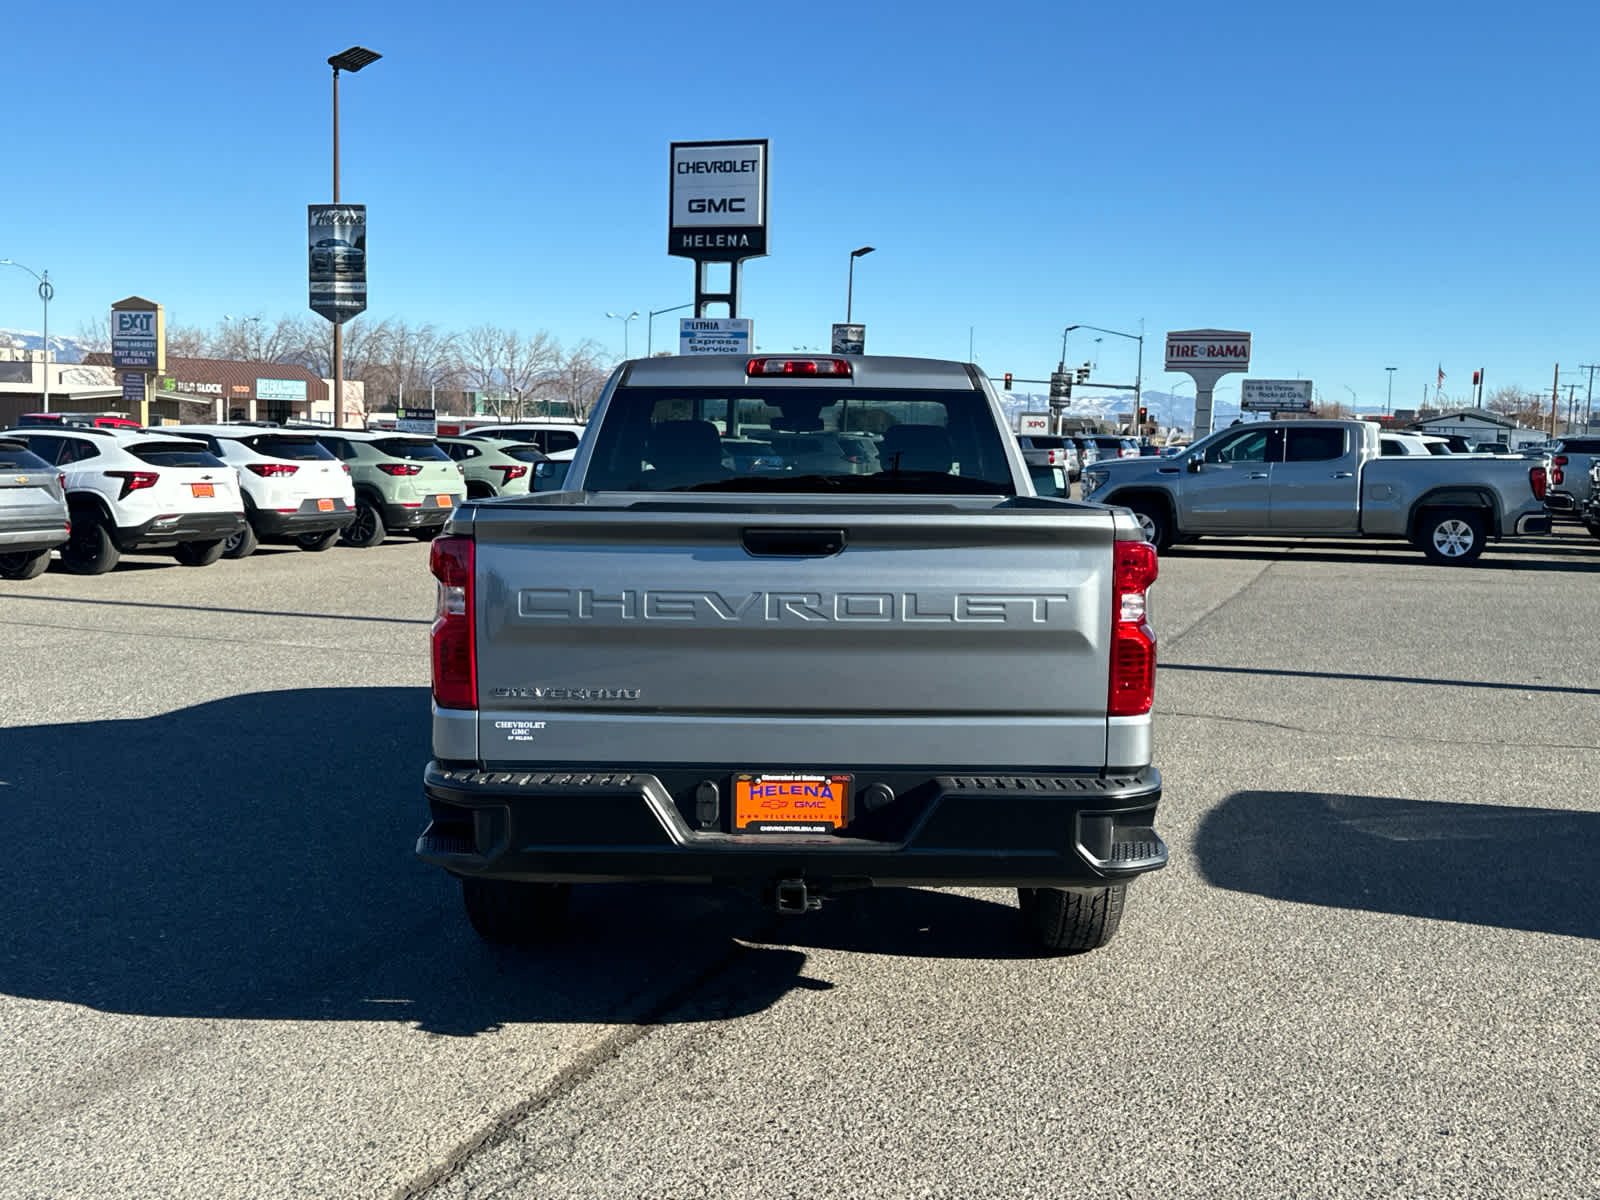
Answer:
[{"left": 734, "top": 774, "right": 851, "bottom": 833}]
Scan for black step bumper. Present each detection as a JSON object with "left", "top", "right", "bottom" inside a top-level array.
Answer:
[{"left": 418, "top": 763, "right": 1166, "bottom": 890}]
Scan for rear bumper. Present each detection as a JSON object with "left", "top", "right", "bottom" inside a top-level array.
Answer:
[
  {"left": 417, "top": 762, "right": 1166, "bottom": 889},
  {"left": 1515, "top": 511, "right": 1553, "bottom": 536},
  {"left": 1543, "top": 492, "right": 1579, "bottom": 513},
  {"left": 380, "top": 494, "right": 462, "bottom": 529},
  {"left": 252, "top": 500, "right": 355, "bottom": 536},
  {"left": 116, "top": 510, "right": 247, "bottom": 550},
  {"left": 0, "top": 521, "right": 70, "bottom": 552}
]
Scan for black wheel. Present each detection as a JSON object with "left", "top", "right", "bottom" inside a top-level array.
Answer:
[
  {"left": 1585, "top": 522, "right": 1600, "bottom": 543},
  {"left": 174, "top": 538, "right": 226, "bottom": 567},
  {"left": 0, "top": 547, "right": 52, "bottom": 580},
  {"left": 60, "top": 512, "right": 120, "bottom": 575},
  {"left": 1018, "top": 884, "right": 1126, "bottom": 954},
  {"left": 222, "top": 521, "right": 259, "bottom": 559},
  {"left": 411, "top": 526, "right": 441, "bottom": 541},
  {"left": 1414, "top": 507, "right": 1487, "bottom": 565},
  {"left": 341, "top": 498, "right": 386, "bottom": 548},
  {"left": 461, "top": 877, "right": 572, "bottom": 945},
  {"left": 294, "top": 528, "right": 343, "bottom": 552},
  {"left": 1125, "top": 501, "right": 1172, "bottom": 551}
]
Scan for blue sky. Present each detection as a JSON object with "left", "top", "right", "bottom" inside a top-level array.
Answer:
[{"left": 3, "top": 0, "right": 1596, "bottom": 414}]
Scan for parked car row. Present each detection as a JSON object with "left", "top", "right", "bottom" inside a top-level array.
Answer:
[
  {"left": 1013, "top": 433, "right": 1142, "bottom": 481},
  {"left": 0, "top": 422, "right": 554, "bottom": 579}
]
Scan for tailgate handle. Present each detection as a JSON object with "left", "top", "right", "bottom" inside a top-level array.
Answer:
[{"left": 741, "top": 527, "right": 846, "bottom": 557}]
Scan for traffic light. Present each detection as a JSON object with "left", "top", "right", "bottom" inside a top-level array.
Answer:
[
  {"left": 1138, "top": 405, "right": 1149, "bottom": 426},
  {"left": 1472, "top": 370, "right": 1481, "bottom": 386},
  {"left": 1076, "top": 362, "right": 1091, "bottom": 383},
  {"left": 1003, "top": 373, "right": 1013, "bottom": 390}
]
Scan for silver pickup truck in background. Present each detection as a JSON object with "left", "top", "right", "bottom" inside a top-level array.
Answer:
[
  {"left": 1081, "top": 419, "right": 1552, "bottom": 564},
  {"left": 418, "top": 353, "right": 1166, "bottom": 954}
]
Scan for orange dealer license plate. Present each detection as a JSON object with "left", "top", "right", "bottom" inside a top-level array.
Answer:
[
  {"left": 317, "top": 498, "right": 335, "bottom": 512},
  {"left": 437, "top": 494, "right": 452, "bottom": 507},
  {"left": 734, "top": 774, "right": 851, "bottom": 834},
  {"left": 190, "top": 482, "right": 214, "bottom": 498}
]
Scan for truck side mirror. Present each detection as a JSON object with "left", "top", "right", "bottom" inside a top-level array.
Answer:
[
  {"left": 532, "top": 460, "right": 567, "bottom": 491},
  {"left": 1186, "top": 456, "right": 1202, "bottom": 473}
]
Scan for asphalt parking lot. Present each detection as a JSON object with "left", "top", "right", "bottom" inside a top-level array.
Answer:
[{"left": 1, "top": 526, "right": 1596, "bottom": 1200}]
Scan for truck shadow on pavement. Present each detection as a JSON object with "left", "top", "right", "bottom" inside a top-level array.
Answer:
[
  {"left": 0, "top": 688, "right": 815, "bottom": 1035},
  {"left": 1195, "top": 790, "right": 1600, "bottom": 940}
]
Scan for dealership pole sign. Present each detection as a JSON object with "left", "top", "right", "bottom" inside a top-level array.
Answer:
[
  {"left": 307, "top": 204, "right": 368, "bottom": 324},
  {"left": 1165, "top": 329, "right": 1251, "bottom": 438},
  {"left": 668, "top": 139, "right": 769, "bottom": 323}
]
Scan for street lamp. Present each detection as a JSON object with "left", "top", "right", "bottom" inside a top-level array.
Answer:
[
  {"left": 846, "top": 246, "right": 874, "bottom": 323},
  {"left": 1, "top": 259, "right": 53, "bottom": 413},
  {"left": 327, "top": 45, "right": 381, "bottom": 429},
  {"left": 1385, "top": 366, "right": 1397, "bottom": 411},
  {"left": 1063, "top": 322, "right": 1144, "bottom": 413},
  {"left": 647, "top": 302, "right": 693, "bottom": 356},
  {"left": 606, "top": 311, "right": 640, "bottom": 359}
]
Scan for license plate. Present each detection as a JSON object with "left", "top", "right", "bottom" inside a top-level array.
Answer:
[
  {"left": 190, "top": 482, "right": 214, "bottom": 498},
  {"left": 437, "top": 494, "right": 452, "bottom": 507},
  {"left": 317, "top": 498, "right": 335, "bottom": 512},
  {"left": 734, "top": 774, "right": 850, "bottom": 833}
]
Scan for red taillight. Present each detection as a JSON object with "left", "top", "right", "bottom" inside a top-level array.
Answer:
[
  {"left": 430, "top": 535, "right": 476, "bottom": 710},
  {"left": 378, "top": 463, "right": 423, "bottom": 476},
  {"left": 1551, "top": 455, "right": 1567, "bottom": 485},
  {"left": 1530, "top": 466, "right": 1548, "bottom": 500},
  {"left": 340, "top": 463, "right": 351, "bottom": 474},
  {"left": 1109, "top": 539, "right": 1158, "bottom": 717},
  {"left": 247, "top": 462, "right": 300, "bottom": 477},
  {"left": 104, "top": 470, "right": 159, "bottom": 499},
  {"left": 492, "top": 464, "right": 528, "bottom": 483},
  {"left": 745, "top": 357, "right": 852, "bottom": 377},
  {"left": 58, "top": 473, "right": 66, "bottom": 489}
]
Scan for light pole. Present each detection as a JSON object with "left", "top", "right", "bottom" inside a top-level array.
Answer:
[
  {"left": 1063, "top": 322, "right": 1144, "bottom": 412},
  {"left": 647, "top": 302, "right": 693, "bottom": 356},
  {"left": 224, "top": 314, "right": 264, "bottom": 360},
  {"left": 606, "top": 311, "right": 639, "bottom": 359},
  {"left": 1385, "top": 366, "right": 1397, "bottom": 412},
  {"left": 1, "top": 259, "right": 52, "bottom": 412},
  {"left": 846, "top": 246, "right": 874, "bottom": 323},
  {"left": 327, "top": 45, "right": 381, "bottom": 429}
]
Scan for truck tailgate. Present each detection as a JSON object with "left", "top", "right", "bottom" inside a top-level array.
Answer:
[{"left": 466, "top": 498, "right": 1117, "bottom": 769}]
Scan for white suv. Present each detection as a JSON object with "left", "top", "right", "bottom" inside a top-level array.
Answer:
[
  {"left": 2, "top": 427, "right": 246, "bottom": 574},
  {"left": 162, "top": 425, "right": 357, "bottom": 556}
]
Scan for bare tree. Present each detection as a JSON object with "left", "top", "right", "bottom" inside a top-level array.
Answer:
[
  {"left": 459, "top": 324, "right": 511, "bottom": 417},
  {"left": 503, "top": 330, "right": 559, "bottom": 418},
  {"left": 547, "top": 339, "right": 611, "bottom": 421}
]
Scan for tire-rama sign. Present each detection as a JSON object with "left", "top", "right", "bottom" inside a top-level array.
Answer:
[
  {"left": 669, "top": 139, "right": 768, "bottom": 260},
  {"left": 1164, "top": 330, "right": 1251, "bottom": 370}
]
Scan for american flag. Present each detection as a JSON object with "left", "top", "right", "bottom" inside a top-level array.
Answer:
[{"left": 1437, "top": 365, "right": 1445, "bottom": 387}]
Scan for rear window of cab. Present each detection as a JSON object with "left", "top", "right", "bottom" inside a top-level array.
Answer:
[{"left": 373, "top": 438, "right": 451, "bottom": 462}]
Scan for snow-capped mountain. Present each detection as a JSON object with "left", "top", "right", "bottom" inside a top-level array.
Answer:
[{"left": 0, "top": 329, "right": 91, "bottom": 363}]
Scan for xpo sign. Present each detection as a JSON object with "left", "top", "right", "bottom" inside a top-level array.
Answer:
[{"left": 669, "top": 139, "right": 768, "bottom": 261}]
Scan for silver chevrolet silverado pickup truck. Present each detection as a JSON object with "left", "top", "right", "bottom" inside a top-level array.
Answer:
[
  {"left": 418, "top": 353, "right": 1166, "bottom": 954},
  {"left": 1081, "top": 419, "right": 1552, "bottom": 564}
]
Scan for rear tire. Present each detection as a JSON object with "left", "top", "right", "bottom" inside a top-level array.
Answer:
[
  {"left": 1125, "top": 500, "right": 1173, "bottom": 551},
  {"left": 61, "top": 513, "right": 120, "bottom": 575},
  {"left": 294, "top": 528, "right": 343, "bottom": 552},
  {"left": 1018, "top": 884, "right": 1126, "bottom": 954},
  {"left": 1414, "top": 507, "right": 1487, "bottom": 565},
  {"left": 411, "top": 527, "right": 440, "bottom": 541},
  {"left": 174, "top": 538, "right": 226, "bottom": 567},
  {"left": 222, "top": 521, "right": 259, "bottom": 559},
  {"left": 341, "top": 498, "right": 386, "bottom": 548},
  {"left": 1585, "top": 521, "right": 1600, "bottom": 543},
  {"left": 461, "top": 877, "right": 572, "bottom": 945},
  {"left": 0, "top": 547, "right": 52, "bottom": 579}
]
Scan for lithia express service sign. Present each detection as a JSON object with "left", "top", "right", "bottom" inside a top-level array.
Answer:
[{"left": 668, "top": 140, "right": 768, "bottom": 260}]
